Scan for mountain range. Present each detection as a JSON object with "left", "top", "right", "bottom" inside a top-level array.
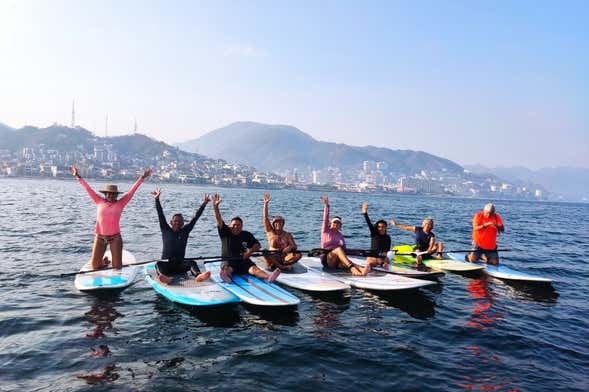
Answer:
[{"left": 177, "top": 122, "right": 463, "bottom": 174}]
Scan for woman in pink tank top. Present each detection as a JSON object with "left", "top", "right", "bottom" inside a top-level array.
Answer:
[{"left": 70, "top": 166, "right": 152, "bottom": 270}]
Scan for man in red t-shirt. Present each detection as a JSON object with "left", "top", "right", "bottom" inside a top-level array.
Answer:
[{"left": 467, "top": 203, "right": 504, "bottom": 265}]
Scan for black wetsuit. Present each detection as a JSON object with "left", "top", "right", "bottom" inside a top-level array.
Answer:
[
  {"left": 155, "top": 198, "right": 206, "bottom": 277},
  {"left": 364, "top": 213, "right": 391, "bottom": 256},
  {"left": 218, "top": 223, "right": 260, "bottom": 274}
]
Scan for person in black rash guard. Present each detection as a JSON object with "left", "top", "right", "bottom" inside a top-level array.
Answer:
[
  {"left": 212, "top": 193, "right": 280, "bottom": 284},
  {"left": 390, "top": 216, "right": 444, "bottom": 265},
  {"left": 362, "top": 202, "right": 392, "bottom": 269},
  {"left": 152, "top": 188, "right": 211, "bottom": 284}
]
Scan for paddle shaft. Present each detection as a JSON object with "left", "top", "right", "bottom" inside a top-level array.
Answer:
[{"left": 395, "top": 248, "right": 512, "bottom": 256}]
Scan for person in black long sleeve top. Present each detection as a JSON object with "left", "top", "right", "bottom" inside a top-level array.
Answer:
[
  {"left": 152, "top": 188, "right": 211, "bottom": 284},
  {"left": 362, "top": 202, "right": 392, "bottom": 269}
]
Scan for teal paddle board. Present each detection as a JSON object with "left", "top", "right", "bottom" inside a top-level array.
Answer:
[
  {"left": 75, "top": 249, "right": 139, "bottom": 291},
  {"left": 145, "top": 263, "right": 240, "bottom": 306}
]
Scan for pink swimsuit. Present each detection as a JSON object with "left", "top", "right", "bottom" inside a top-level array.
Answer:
[
  {"left": 77, "top": 177, "right": 144, "bottom": 236},
  {"left": 320, "top": 204, "right": 346, "bottom": 250}
]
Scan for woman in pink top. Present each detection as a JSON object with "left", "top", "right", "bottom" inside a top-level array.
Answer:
[
  {"left": 70, "top": 166, "right": 152, "bottom": 270},
  {"left": 320, "top": 196, "right": 370, "bottom": 276}
]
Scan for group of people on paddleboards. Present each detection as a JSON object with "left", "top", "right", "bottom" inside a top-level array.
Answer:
[{"left": 70, "top": 166, "right": 506, "bottom": 285}]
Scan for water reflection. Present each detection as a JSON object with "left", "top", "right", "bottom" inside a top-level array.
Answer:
[
  {"left": 152, "top": 296, "right": 242, "bottom": 327},
  {"left": 78, "top": 295, "right": 122, "bottom": 385},
  {"left": 465, "top": 278, "right": 503, "bottom": 330},
  {"left": 371, "top": 290, "right": 437, "bottom": 320},
  {"left": 243, "top": 304, "right": 300, "bottom": 326}
]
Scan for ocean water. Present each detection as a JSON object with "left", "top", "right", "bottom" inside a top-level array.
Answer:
[{"left": 0, "top": 178, "right": 588, "bottom": 391}]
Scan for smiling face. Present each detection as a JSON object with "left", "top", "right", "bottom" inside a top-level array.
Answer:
[
  {"left": 272, "top": 219, "right": 285, "bottom": 232},
  {"left": 376, "top": 221, "right": 387, "bottom": 235},
  {"left": 170, "top": 214, "right": 184, "bottom": 232},
  {"left": 229, "top": 219, "right": 243, "bottom": 235},
  {"left": 104, "top": 192, "right": 118, "bottom": 202}
]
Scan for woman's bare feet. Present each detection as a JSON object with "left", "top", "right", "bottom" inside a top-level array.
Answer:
[{"left": 195, "top": 271, "right": 211, "bottom": 282}]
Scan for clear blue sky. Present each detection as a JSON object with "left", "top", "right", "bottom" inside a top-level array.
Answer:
[{"left": 1, "top": 0, "right": 587, "bottom": 169}]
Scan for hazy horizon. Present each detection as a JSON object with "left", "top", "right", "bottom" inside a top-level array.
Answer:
[{"left": 1, "top": 0, "right": 587, "bottom": 170}]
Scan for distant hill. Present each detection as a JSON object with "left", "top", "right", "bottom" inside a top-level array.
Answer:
[
  {"left": 178, "top": 122, "right": 464, "bottom": 174},
  {"left": 465, "top": 164, "right": 589, "bottom": 201},
  {"left": 0, "top": 124, "right": 210, "bottom": 162}
]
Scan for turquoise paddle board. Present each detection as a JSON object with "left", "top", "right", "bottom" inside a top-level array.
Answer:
[
  {"left": 145, "top": 263, "right": 240, "bottom": 306},
  {"left": 205, "top": 261, "right": 300, "bottom": 306}
]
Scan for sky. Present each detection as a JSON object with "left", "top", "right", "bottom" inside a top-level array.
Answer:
[{"left": 0, "top": 0, "right": 587, "bottom": 169}]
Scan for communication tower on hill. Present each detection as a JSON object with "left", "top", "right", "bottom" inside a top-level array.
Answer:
[{"left": 71, "top": 100, "right": 75, "bottom": 128}]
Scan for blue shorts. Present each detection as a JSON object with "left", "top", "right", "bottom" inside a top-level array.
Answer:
[{"left": 472, "top": 245, "right": 499, "bottom": 260}]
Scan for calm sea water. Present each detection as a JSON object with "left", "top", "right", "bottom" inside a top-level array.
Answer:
[{"left": 1, "top": 178, "right": 588, "bottom": 391}]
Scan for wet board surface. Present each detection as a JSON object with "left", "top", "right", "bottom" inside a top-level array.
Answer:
[
  {"left": 74, "top": 249, "right": 139, "bottom": 291},
  {"left": 251, "top": 256, "right": 350, "bottom": 292},
  {"left": 204, "top": 261, "right": 300, "bottom": 306},
  {"left": 447, "top": 253, "right": 553, "bottom": 283},
  {"left": 299, "top": 257, "right": 436, "bottom": 291},
  {"left": 145, "top": 263, "right": 240, "bottom": 306},
  {"left": 349, "top": 256, "right": 445, "bottom": 279}
]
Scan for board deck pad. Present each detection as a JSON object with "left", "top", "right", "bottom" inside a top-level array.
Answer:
[
  {"left": 393, "top": 245, "right": 484, "bottom": 272},
  {"left": 204, "top": 261, "right": 300, "bottom": 306},
  {"left": 144, "top": 263, "right": 240, "bottom": 306},
  {"left": 251, "top": 256, "right": 350, "bottom": 292},
  {"left": 74, "top": 249, "right": 139, "bottom": 291},
  {"left": 299, "top": 257, "right": 436, "bottom": 291}
]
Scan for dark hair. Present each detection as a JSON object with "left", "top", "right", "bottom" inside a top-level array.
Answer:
[
  {"left": 375, "top": 220, "right": 387, "bottom": 227},
  {"left": 230, "top": 216, "right": 243, "bottom": 224},
  {"left": 172, "top": 213, "right": 184, "bottom": 221}
]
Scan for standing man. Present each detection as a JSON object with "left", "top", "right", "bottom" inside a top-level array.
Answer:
[
  {"left": 212, "top": 194, "right": 280, "bottom": 283},
  {"left": 152, "top": 188, "right": 211, "bottom": 284},
  {"left": 468, "top": 203, "right": 504, "bottom": 265}
]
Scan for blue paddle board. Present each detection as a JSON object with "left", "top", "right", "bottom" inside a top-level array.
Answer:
[
  {"left": 145, "top": 263, "right": 240, "bottom": 306},
  {"left": 447, "top": 253, "right": 553, "bottom": 283},
  {"left": 205, "top": 261, "right": 300, "bottom": 306},
  {"left": 75, "top": 250, "right": 139, "bottom": 291}
]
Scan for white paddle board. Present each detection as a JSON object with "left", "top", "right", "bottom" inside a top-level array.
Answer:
[
  {"left": 251, "top": 256, "right": 350, "bottom": 292},
  {"left": 299, "top": 257, "right": 436, "bottom": 291},
  {"left": 145, "top": 263, "right": 240, "bottom": 306},
  {"left": 349, "top": 257, "right": 445, "bottom": 279},
  {"left": 75, "top": 250, "right": 139, "bottom": 291},
  {"left": 447, "top": 253, "right": 553, "bottom": 283},
  {"left": 204, "top": 261, "right": 300, "bottom": 306}
]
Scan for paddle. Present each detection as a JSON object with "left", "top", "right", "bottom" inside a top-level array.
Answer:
[
  {"left": 394, "top": 249, "right": 512, "bottom": 256},
  {"left": 60, "top": 253, "right": 267, "bottom": 277}
]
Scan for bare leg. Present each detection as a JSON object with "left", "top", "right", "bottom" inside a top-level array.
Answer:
[
  {"left": 158, "top": 274, "right": 173, "bottom": 284},
  {"left": 109, "top": 236, "right": 123, "bottom": 269},
  {"left": 249, "top": 264, "right": 280, "bottom": 282},
  {"left": 486, "top": 257, "right": 499, "bottom": 266},
  {"left": 436, "top": 243, "right": 444, "bottom": 259},
  {"left": 90, "top": 237, "right": 108, "bottom": 270},
  {"left": 330, "top": 247, "right": 370, "bottom": 276},
  {"left": 467, "top": 253, "right": 479, "bottom": 262}
]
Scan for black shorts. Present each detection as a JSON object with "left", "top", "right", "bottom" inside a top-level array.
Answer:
[
  {"left": 156, "top": 259, "right": 200, "bottom": 277},
  {"left": 472, "top": 245, "right": 499, "bottom": 260},
  {"left": 223, "top": 258, "right": 255, "bottom": 275}
]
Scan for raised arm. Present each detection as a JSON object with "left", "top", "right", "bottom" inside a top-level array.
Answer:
[
  {"left": 152, "top": 188, "right": 168, "bottom": 231},
  {"left": 118, "top": 168, "right": 152, "bottom": 207},
  {"left": 390, "top": 217, "right": 416, "bottom": 233},
  {"left": 321, "top": 196, "right": 330, "bottom": 233},
  {"left": 185, "top": 194, "right": 210, "bottom": 231},
  {"left": 263, "top": 193, "right": 272, "bottom": 233},
  {"left": 362, "top": 202, "right": 376, "bottom": 234},
  {"left": 212, "top": 193, "right": 224, "bottom": 228},
  {"left": 70, "top": 165, "right": 101, "bottom": 204}
]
